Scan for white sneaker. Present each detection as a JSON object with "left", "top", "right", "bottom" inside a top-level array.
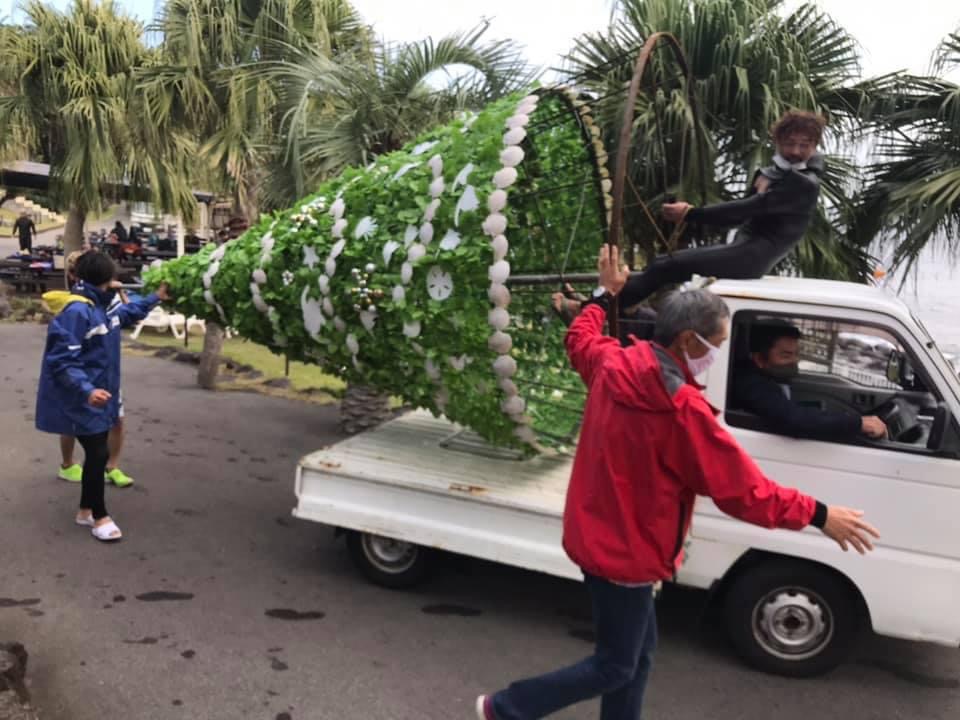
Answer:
[{"left": 475, "top": 695, "right": 494, "bottom": 720}]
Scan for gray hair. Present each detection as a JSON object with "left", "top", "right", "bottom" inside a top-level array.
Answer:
[{"left": 653, "top": 289, "right": 730, "bottom": 346}]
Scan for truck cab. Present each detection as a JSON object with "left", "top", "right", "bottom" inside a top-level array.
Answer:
[{"left": 294, "top": 276, "right": 960, "bottom": 677}]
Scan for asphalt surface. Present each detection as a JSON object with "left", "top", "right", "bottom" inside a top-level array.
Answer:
[{"left": 1, "top": 321, "right": 958, "bottom": 720}]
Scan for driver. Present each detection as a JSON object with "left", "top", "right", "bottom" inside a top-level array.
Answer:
[{"left": 733, "top": 320, "right": 888, "bottom": 440}]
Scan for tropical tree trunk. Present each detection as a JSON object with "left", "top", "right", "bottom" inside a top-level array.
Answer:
[
  {"left": 197, "top": 322, "right": 224, "bottom": 389},
  {"left": 62, "top": 207, "right": 86, "bottom": 256},
  {"left": 340, "top": 384, "right": 392, "bottom": 434}
]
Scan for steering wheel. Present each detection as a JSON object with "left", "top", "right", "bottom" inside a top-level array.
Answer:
[{"left": 868, "top": 397, "right": 921, "bottom": 443}]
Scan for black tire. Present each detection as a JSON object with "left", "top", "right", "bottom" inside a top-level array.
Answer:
[
  {"left": 345, "top": 530, "right": 432, "bottom": 589},
  {"left": 723, "top": 559, "right": 863, "bottom": 677}
]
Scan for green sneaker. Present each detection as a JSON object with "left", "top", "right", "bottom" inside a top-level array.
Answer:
[
  {"left": 105, "top": 468, "right": 135, "bottom": 488},
  {"left": 58, "top": 464, "right": 83, "bottom": 483}
]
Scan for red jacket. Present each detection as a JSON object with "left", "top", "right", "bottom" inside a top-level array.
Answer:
[{"left": 562, "top": 303, "right": 817, "bottom": 584}]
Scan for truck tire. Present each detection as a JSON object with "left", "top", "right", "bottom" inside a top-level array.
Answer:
[
  {"left": 345, "top": 530, "right": 432, "bottom": 589},
  {"left": 723, "top": 559, "right": 863, "bottom": 677}
]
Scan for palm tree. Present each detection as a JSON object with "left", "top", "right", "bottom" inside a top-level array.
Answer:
[
  {"left": 0, "top": 0, "right": 197, "bottom": 253},
  {"left": 852, "top": 30, "right": 960, "bottom": 276},
  {"left": 562, "top": 0, "right": 884, "bottom": 280},
  {"left": 254, "top": 21, "right": 535, "bottom": 432}
]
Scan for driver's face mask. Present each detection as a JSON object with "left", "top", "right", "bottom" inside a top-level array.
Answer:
[{"left": 763, "top": 361, "right": 800, "bottom": 382}]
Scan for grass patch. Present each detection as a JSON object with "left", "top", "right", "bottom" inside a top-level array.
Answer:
[{"left": 124, "top": 329, "right": 346, "bottom": 397}]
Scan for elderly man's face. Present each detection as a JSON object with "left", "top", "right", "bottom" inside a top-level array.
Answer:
[
  {"left": 776, "top": 132, "right": 818, "bottom": 165},
  {"left": 683, "top": 318, "right": 730, "bottom": 361}
]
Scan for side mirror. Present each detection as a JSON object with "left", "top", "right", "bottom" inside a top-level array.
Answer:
[{"left": 886, "top": 350, "right": 902, "bottom": 385}]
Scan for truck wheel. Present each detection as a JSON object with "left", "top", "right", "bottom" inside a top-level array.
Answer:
[
  {"left": 345, "top": 530, "right": 432, "bottom": 589},
  {"left": 723, "top": 560, "right": 862, "bottom": 677}
]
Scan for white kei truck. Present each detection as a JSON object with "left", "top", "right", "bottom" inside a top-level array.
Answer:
[{"left": 293, "top": 276, "right": 960, "bottom": 677}]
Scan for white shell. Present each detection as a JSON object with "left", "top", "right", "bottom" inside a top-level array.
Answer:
[
  {"left": 403, "top": 225, "right": 418, "bottom": 246},
  {"left": 503, "top": 127, "right": 527, "bottom": 146},
  {"left": 602, "top": 179, "right": 613, "bottom": 193},
  {"left": 488, "top": 307, "right": 510, "bottom": 330},
  {"left": 423, "top": 198, "right": 441, "bottom": 222},
  {"left": 517, "top": 101, "right": 537, "bottom": 116},
  {"left": 483, "top": 213, "right": 508, "bottom": 237},
  {"left": 392, "top": 285, "right": 406, "bottom": 303},
  {"left": 427, "top": 154, "right": 443, "bottom": 177},
  {"left": 331, "top": 219, "right": 348, "bottom": 238},
  {"left": 345, "top": 333, "right": 359, "bottom": 355},
  {"left": 210, "top": 243, "right": 228, "bottom": 261},
  {"left": 252, "top": 293, "right": 270, "bottom": 314},
  {"left": 407, "top": 243, "right": 426, "bottom": 263},
  {"left": 202, "top": 274, "right": 212, "bottom": 290},
  {"left": 150, "top": 259, "right": 164, "bottom": 270},
  {"left": 401, "top": 262, "right": 414, "bottom": 284},
  {"left": 330, "top": 238, "right": 346, "bottom": 259},
  {"left": 419, "top": 223, "right": 434, "bottom": 245},
  {"left": 252, "top": 268, "right": 267, "bottom": 285},
  {"left": 453, "top": 162, "right": 474, "bottom": 190},
  {"left": 301, "top": 287, "right": 325, "bottom": 338},
  {"left": 424, "top": 358, "right": 441, "bottom": 381},
  {"left": 203, "top": 290, "right": 215, "bottom": 305},
  {"left": 426, "top": 266, "right": 454, "bottom": 301},
  {"left": 489, "top": 260, "right": 511, "bottom": 284},
  {"left": 487, "top": 189, "right": 508, "bottom": 212},
  {"left": 325, "top": 257, "right": 337, "bottom": 276},
  {"left": 412, "top": 140, "right": 438, "bottom": 156},
  {"left": 454, "top": 185, "right": 479, "bottom": 227},
  {"left": 500, "top": 146, "right": 525, "bottom": 167},
  {"left": 498, "top": 378, "right": 518, "bottom": 395},
  {"left": 318, "top": 274, "right": 330, "bottom": 294},
  {"left": 514, "top": 426, "right": 538, "bottom": 445},
  {"left": 493, "top": 167, "right": 518, "bottom": 189},
  {"left": 493, "top": 354, "right": 518, "bottom": 378},
  {"left": 402, "top": 320, "right": 421, "bottom": 338},
  {"left": 439, "top": 229, "right": 461, "bottom": 251},
  {"left": 505, "top": 114, "right": 529, "bottom": 129},
  {"left": 333, "top": 316, "right": 346, "bottom": 332},
  {"left": 488, "top": 331, "right": 513, "bottom": 353},
  {"left": 392, "top": 162, "right": 419, "bottom": 181},
  {"left": 521, "top": 94, "right": 539, "bottom": 105},
  {"left": 354, "top": 216, "right": 377, "bottom": 239},
  {"left": 434, "top": 388, "right": 449, "bottom": 410},
  {"left": 429, "top": 177, "right": 445, "bottom": 198},
  {"left": 360, "top": 311, "right": 377, "bottom": 332},
  {"left": 303, "top": 245, "right": 320, "bottom": 269},
  {"left": 487, "top": 282, "right": 511, "bottom": 307},
  {"left": 491, "top": 235, "right": 509, "bottom": 261},
  {"left": 501, "top": 396, "right": 526, "bottom": 415},
  {"left": 382, "top": 240, "right": 401, "bottom": 265},
  {"left": 322, "top": 297, "right": 334, "bottom": 317},
  {"left": 330, "top": 197, "right": 345, "bottom": 219}
]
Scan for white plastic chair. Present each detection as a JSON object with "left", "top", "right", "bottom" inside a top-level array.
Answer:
[{"left": 131, "top": 307, "right": 180, "bottom": 339}]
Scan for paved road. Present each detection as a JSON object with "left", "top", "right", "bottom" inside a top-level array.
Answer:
[{"left": 1, "top": 322, "right": 957, "bottom": 720}]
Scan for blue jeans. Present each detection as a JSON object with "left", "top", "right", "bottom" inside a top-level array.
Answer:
[{"left": 491, "top": 575, "right": 657, "bottom": 720}]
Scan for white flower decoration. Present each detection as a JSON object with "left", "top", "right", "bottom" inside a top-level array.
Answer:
[
  {"left": 489, "top": 260, "right": 511, "bottom": 284},
  {"left": 282, "top": 270, "right": 295, "bottom": 286},
  {"left": 493, "top": 355, "right": 518, "bottom": 378},
  {"left": 325, "top": 257, "right": 337, "bottom": 276},
  {"left": 303, "top": 245, "right": 320, "bottom": 269},
  {"left": 392, "top": 162, "right": 420, "bottom": 181},
  {"left": 407, "top": 243, "right": 426, "bottom": 263},
  {"left": 419, "top": 223, "right": 434, "bottom": 245},
  {"left": 454, "top": 186, "right": 479, "bottom": 227},
  {"left": 382, "top": 240, "right": 401, "bottom": 266},
  {"left": 453, "top": 163, "right": 474, "bottom": 191},
  {"left": 401, "top": 262, "right": 414, "bottom": 284},
  {"left": 404, "top": 225, "right": 418, "bottom": 246},
  {"left": 491, "top": 235, "right": 509, "bottom": 262},
  {"left": 402, "top": 320, "right": 421, "bottom": 338},
  {"left": 503, "top": 127, "right": 527, "bottom": 146},
  {"left": 427, "top": 154, "right": 443, "bottom": 177},
  {"left": 392, "top": 285, "right": 406, "bottom": 303},
  {"left": 322, "top": 297, "right": 335, "bottom": 317},
  {"left": 252, "top": 269, "right": 267, "bottom": 285},
  {"left": 493, "top": 167, "right": 518, "bottom": 189},
  {"left": 330, "top": 239, "right": 346, "bottom": 259},
  {"left": 331, "top": 219, "right": 348, "bottom": 238},
  {"left": 345, "top": 333, "right": 359, "bottom": 355},
  {"left": 318, "top": 274, "right": 330, "bottom": 295},
  {"left": 354, "top": 216, "right": 377, "bottom": 239},
  {"left": 423, "top": 199, "right": 441, "bottom": 223},
  {"left": 439, "top": 229, "right": 461, "bottom": 251},
  {"left": 301, "top": 287, "right": 326, "bottom": 338},
  {"left": 500, "top": 146, "right": 525, "bottom": 167},
  {"left": 429, "top": 177, "right": 445, "bottom": 198},
  {"left": 330, "top": 197, "right": 345, "bottom": 219},
  {"left": 360, "top": 310, "right": 377, "bottom": 332},
  {"left": 412, "top": 141, "right": 439, "bottom": 156}
]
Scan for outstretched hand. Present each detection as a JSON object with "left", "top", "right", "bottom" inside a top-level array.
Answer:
[
  {"left": 662, "top": 202, "right": 693, "bottom": 223},
  {"left": 821, "top": 506, "right": 880, "bottom": 554},
  {"left": 155, "top": 282, "right": 172, "bottom": 302},
  {"left": 597, "top": 245, "right": 629, "bottom": 297}
]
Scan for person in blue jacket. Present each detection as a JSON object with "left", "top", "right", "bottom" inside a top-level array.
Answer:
[{"left": 36, "top": 251, "right": 170, "bottom": 542}]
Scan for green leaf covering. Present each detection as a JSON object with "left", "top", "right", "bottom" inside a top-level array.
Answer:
[{"left": 147, "top": 88, "right": 612, "bottom": 451}]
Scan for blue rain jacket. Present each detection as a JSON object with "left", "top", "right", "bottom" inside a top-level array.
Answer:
[{"left": 36, "top": 282, "right": 159, "bottom": 436}]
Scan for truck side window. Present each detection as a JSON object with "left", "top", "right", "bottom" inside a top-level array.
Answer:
[{"left": 725, "top": 313, "right": 960, "bottom": 457}]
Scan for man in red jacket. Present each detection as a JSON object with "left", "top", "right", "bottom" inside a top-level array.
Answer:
[{"left": 476, "top": 246, "right": 879, "bottom": 720}]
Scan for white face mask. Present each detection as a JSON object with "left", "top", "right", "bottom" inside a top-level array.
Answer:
[
  {"left": 773, "top": 153, "right": 807, "bottom": 171},
  {"left": 685, "top": 333, "right": 722, "bottom": 376}
]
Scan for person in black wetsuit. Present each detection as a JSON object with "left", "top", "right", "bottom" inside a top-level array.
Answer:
[{"left": 618, "top": 110, "right": 827, "bottom": 307}]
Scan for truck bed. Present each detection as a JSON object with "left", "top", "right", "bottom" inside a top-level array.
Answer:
[{"left": 294, "top": 410, "right": 580, "bottom": 579}]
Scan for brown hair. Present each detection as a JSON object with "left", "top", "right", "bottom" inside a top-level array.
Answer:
[
  {"left": 65, "top": 250, "right": 87, "bottom": 281},
  {"left": 771, "top": 110, "right": 826, "bottom": 144}
]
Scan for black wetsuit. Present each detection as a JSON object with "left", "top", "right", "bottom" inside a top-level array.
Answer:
[{"left": 619, "top": 153, "right": 825, "bottom": 306}]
